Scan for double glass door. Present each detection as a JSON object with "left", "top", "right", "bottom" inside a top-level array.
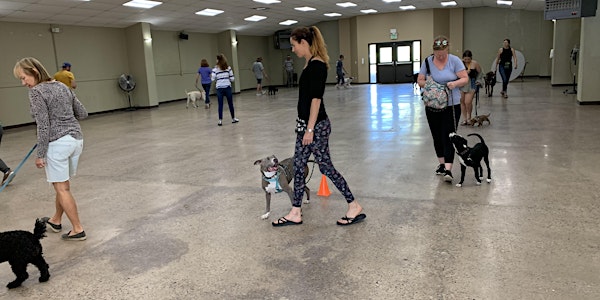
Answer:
[{"left": 369, "top": 41, "right": 421, "bottom": 84}]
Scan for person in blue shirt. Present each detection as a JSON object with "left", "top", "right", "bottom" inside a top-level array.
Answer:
[
  {"left": 417, "top": 36, "right": 469, "bottom": 183},
  {"left": 196, "top": 58, "right": 212, "bottom": 109},
  {"left": 335, "top": 54, "right": 348, "bottom": 88}
]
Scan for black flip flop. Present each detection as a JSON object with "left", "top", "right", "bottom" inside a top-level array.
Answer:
[
  {"left": 272, "top": 217, "right": 303, "bottom": 227},
  {"left": 337, "top": 213, "right": 366, "bottom": 226}
]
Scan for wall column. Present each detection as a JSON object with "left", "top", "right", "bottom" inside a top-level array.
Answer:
[
  {"left": 577, "top": 0, "right": 600, "bottom": 103},
  {"left": 125, "top": 22, "right": 158, "bottom": 107}
]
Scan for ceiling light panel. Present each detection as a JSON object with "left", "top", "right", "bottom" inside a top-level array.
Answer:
[
  {"left": 337, "top": 2, "right": 358, "bottom": 7},
  {"left": 244, "top": 15, "right": 267, "bottom": 21},
  {"left": 497, "top": 0, "right": 513, "bottom": 5},
  {"left": 295, "top": 6, "right": 317, "bottom": 11},
  {"left": 279, "top": 20, "right": 298, "bottom": 25},
  {"left": 383, "top": 0, "right": 402, "bottom": 2},
  {"left": 122, "top": 0, "right": 162, "bottom": 9},
  {"left": 253, "top": 0, "right": 281, "bottom": 3},
  {"left": 324, "top": 12, "right": 342, "bottom": 17},
  {"left": 360, "top": 9, "right": 378, "bottom": 14},
  {"left": 441, "top": 1, "right": 457, "bottom": 7},
  {"left": 196, "top": 8, "right": 224, "bottom": 16},
  {"left": 399, "top": 5, "right": 416, "bottom": 10}
]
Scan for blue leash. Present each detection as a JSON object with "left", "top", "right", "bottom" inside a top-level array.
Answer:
[{"left": 0, "top": 144, "right": 37, "bottom": 193}]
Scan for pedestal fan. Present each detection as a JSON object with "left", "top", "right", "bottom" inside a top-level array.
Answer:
[{"left": 118, "top": 74, "right": 136, "bottom": 110}]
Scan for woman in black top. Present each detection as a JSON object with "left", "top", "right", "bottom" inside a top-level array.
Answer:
[
  {"left": 495, "top": 39, "right": 517, "bottom": 98},
  {"left": 272, "top": 26, "right": 366, "bottom": 227}
]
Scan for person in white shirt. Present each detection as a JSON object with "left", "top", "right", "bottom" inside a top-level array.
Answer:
[{"left": 211, "top": 54, "right": 238, "bottom": 126}]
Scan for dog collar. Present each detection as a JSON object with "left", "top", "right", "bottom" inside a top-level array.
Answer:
[{"left": 263, "top": 171, "right": 282, "bottom": 193}]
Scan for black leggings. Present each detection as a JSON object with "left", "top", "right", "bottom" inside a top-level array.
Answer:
[
  {"left": 425, "top": 105, "right": 461, "bottom": 163},
  {"left": 293, "top": 119, "right": 354, "bottom": 207}
]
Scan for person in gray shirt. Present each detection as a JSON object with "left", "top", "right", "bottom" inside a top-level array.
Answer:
[
  {"left": 14, "top": 57, "right": 89, "bottom": 241},
  {"left": 252, "top": 57, "right": 269, "bottom": 95}
]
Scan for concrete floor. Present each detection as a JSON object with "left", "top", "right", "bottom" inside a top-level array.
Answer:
[{"left": 0, "top": 79, "right": 599, "bottom": 299}]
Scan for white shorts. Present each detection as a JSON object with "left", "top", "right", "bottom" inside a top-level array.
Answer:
[{"left": 45, "top": 135, "right": 83, "bottom": 183}]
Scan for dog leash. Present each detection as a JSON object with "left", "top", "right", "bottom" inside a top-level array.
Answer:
[
  {"left": 449, "top": 90, "right": 458, "bottom": 133},
  {"left": 0, "top": 144, "right": 37, "bottom": 193}
]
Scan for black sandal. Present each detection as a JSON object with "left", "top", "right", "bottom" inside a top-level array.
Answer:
[{"left": 336, "top": 213, "right": 366, "bottom": 226}]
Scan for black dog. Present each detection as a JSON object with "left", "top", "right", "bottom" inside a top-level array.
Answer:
[
  {"left": 484, "top": 71, "right": 496, "bottom": 97},
  {"left": 268, "top": 85, "right": 278, "bottom": 95},
  {"left": 0, "top": 219, "right": 50, "bottom": 288},
  {"left": 449, "top": 133, "right": 492, "bottom": 187}
]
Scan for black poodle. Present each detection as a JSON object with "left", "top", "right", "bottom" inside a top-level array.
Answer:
[{"left": 0, "top": 218, "right": 50, "bottom": 288}]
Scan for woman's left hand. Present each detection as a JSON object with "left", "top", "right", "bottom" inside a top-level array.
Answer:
[
  {"left": 302, "top": 132, "right": 314, "bottom": 145},
  {"left": 35, "top": 158, "right": 45, "bottom": 169},
  {"left": 447, "top": 81, "right": 456, "bottom": 89}
]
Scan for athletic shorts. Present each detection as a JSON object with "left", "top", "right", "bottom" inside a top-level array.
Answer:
[
  {"left": 45, "top": 135, "right": 83, "bottom": 183},
  {"left": 256, "top": 78, "right": 262, "bottom": 84}
]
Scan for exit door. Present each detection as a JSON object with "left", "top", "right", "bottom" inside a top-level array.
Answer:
[{"left": 370, "top": 41, "right": 421, "bottom": 84}]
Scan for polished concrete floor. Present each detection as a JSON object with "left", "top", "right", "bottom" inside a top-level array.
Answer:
[{"left": 0, "top": 79, "right": 599, "bottom": 299}]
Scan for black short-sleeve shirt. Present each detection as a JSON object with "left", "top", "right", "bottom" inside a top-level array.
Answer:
[{"left": 297, "top": 59, "right": 328, "bottom": 123}]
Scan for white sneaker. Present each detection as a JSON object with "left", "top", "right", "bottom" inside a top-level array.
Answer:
[
  {"left": 232, "top": 118, "right": 239, "bottom": 124},
  {"left": 256, "top": 93, "right": 262, "bottom": 96}
]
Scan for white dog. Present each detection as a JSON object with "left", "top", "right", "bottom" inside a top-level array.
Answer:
[
  {"left": 343, "top": 77, "right": 353, "bottom": 88},
  {"left": 185, "top": 90, "right": 205, "bottom": 109}
]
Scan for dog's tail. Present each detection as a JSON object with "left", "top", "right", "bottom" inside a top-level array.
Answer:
[
  {"left": 33, "top": 218, "right": 47, "bottom": 240},
  {"left": 467, "top": 133, "right": 486, "bottom": 145}
]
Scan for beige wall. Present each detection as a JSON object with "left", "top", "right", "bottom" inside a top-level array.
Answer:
[
  {"left": 463, "top": 7, "right": 554, "bottom": 76},
  {"left": 354, "top": 10, "right": 434, "bottom": 82},
  {"left": 552, "top": 19, "right": 581, "bottom": 85},
  {"left": 578, "top": 1, "right": 600, "bottom": 103},
  {"left": 1, "top": 7, "right": 596, "bottom": 126}
]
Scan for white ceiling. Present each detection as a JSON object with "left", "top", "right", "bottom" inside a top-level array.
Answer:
[{"left": 0, "top": 0, "right": 545, "bottom": 36}]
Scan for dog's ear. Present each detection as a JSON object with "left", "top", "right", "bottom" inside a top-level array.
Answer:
[{"left": 253, "top": 159, "right": 262, "bottom": 165}]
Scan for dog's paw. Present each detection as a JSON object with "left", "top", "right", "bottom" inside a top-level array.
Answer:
[
  {"left": 261, "top": 212, "right": 270, "bottom": 220},
  {"left": 303, "top": 199, "right": 310, "bottom": 204},
  {"left": 455, "top": 183, "right": 462, "bottom": 187}
]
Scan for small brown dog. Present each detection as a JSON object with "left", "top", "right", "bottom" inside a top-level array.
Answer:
[{"left": 468, "top": 113, "right": 491, "bottom": 127}]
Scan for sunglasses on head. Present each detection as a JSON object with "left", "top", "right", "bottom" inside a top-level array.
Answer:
[{"left": 434, "top": 40, "right": 448, "bottom": 47}]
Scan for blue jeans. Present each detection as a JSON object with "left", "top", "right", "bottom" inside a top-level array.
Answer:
[
  {"left": 293, "top": 118, "right": 354, "bottom": 207},
  {"left": 498, "top": 63, "right": 512, "bottom": 92},
  {"left": 337, "top": 72, "right": 344, "bottom": 85},
  {"left": 201, "top": 83, "right": 211, "bottom": 104},
  {"left": 216, "top": 86, "right": 235, "bottom": 120}
]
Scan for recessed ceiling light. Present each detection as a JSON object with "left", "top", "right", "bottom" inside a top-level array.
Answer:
[
  {"left": 324, "top": 12, "right": 342, "bottom": 17},
  {"left": 196, "top": 8, "right": 224, "bottom": 16},
  {"left": 360, "top": 9, "right": 378, "bottom": 14},
  {"left": 244, "top": 15, "right": 267, "bottom": 22},
  {"left": 253, "top": 0, "right": 281, "bottom": 4},
  {"left": 279, "top": 20, "right": 298, "bottom": 25},
  {"left": 383, "top": 0, "right": 402, "bottom": 2},
  {"left": 441, "top": 1, "right": 457, "bottom": 7},
  {"left": 123, "top": 0, "right": 162, "bottom": 9},
  {"left": 254, "top": 7, "right": 268, "bottom": 11},
  {"left": 497, "top": 0, "right": 512, "bottom": 5},
  {"left": 399, "top": 5, "right": 416, "bottom": 10},
  {"left": 295, "top": 6, "right": 316, "bottom": 11},
  {"left": 336, "top": 2, "right": 357, "bottom": 8}
]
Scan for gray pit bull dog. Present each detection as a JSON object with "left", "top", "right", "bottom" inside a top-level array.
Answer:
[{"left": 253, "top": 155, "right": 310, "bottom": 219}]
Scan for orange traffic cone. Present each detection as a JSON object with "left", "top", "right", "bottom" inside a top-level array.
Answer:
[{"left": 317, "top": 174, "right": 331, "bottom": 197}]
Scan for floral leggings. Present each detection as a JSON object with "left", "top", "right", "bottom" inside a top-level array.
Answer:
[{"left": 293, "top": 118, "right": 354, "bottom": 207}]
